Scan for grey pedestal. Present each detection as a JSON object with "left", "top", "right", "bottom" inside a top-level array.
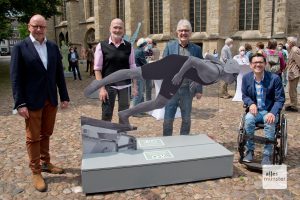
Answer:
[
  {"left": 64, "top": 71, "right": 73, "bottom": 78},
  {"left": 81, "top": 125, "right": 233, "bottom": 194}
]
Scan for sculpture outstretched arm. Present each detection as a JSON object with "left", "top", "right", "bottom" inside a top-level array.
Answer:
[{"left": 172, "top": 56, "right": 196, "bottom": 85}]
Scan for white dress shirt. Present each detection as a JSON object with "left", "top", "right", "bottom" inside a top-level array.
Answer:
[{"left": 29, "top": 34, "right": 48, "bottom": 70}]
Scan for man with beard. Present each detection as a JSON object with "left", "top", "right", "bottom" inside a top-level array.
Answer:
[{"left": 93, "top": 18, "right": 137, "bottom": 122}]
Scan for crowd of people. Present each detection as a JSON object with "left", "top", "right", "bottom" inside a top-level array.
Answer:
[
  {"left": 9, "top": 13, "right": 300, "bottom": 192},
  {"left": 217, "top": 37, "right": 299, "bottom": 113}
]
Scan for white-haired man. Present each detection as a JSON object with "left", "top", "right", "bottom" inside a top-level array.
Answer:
[
  {"left": 285, "top": 36, "right": 300, "bottom": 112},
  {"left": 220, "top": 37, "right": 234, "bottom": 99},
  {"left": 162, "top": 19, "right": 203, "bottom": 136},
  {"left": 93, "top": 18, "right": 137, "bottom": 122}
]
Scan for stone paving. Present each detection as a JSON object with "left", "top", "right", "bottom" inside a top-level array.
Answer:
[{"left": 0, "top": 58, "right": 299, "bottom": 199}]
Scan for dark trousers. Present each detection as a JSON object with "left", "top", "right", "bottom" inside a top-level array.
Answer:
[
  {"left": 86, "top": 60, "right": 94, "bottom": 76},
  {"left": 145, "top": 80, "right": 152, "bottom": 101},
  {"left": 71, "top": 63, "right": 82, "bottom": 80},
  {"left": 102, "top": 86, "right": 130, "bottom": 122},
  {"left": 25, "top": 100, "right": 58, "bottom": 174}
]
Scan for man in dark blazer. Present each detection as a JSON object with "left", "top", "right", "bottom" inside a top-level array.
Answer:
[
  {"left": 242, "top": 53, "right": 285, "bottom": 165},
  {"left": 162, "top": 19, "right": 203, "bottom": 136},
  {"left": 10, "top": 14, "right": 69, "bottom": 192}
]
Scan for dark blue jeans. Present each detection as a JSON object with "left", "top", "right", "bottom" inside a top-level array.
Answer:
[
  {"left": 163, "top": 86, "right": 193, "bottom": 136},
  {"left": 70, "top": 63, "right": 81, "bottom": 80},
  {"left": 102, "top": 86, "right": 130, "bottom": 122},
  {"left": 132, "top": 79, "right": 144, "bottom": 106}
]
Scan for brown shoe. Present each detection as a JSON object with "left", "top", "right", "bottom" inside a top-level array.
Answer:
[
  {"left": 285, "top": 106, "right": 298, "bottom": 112},
  {"left": 41, "top": 163, "right": 65, "bottom": 174},
  {"left": 32, "top": 174, "right": 47, "bottom": 192}
]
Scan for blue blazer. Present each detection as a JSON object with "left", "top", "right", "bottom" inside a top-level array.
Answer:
[
  {"left": 242, "top": 71, "right": 285, "bottom": 116},
  {"left": 10, "top": 37, "right": 69, "bottom": 110},
  {"left": 163, "top": 40, "right": 203, "bottom": 93}
]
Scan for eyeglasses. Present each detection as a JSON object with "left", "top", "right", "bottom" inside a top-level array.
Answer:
[
  {"left": 177, "top": 29, "right": 190, "bottom": 33},
  {"left": 30, "top": 24, "right": 46, "bottom": 30},
  {"left": 251, "top": 61, "right": 265, "bottom": 64}
]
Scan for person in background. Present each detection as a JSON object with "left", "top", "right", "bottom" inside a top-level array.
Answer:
[
  {"left": 256, "top": 42, "right": 266, "bottom": 57},
  {"left": 213, "top": 49, "right": 219, "bottom": 59},
  {"left": 144, "top": 37, "right": 154, "bottom": 101},
  {"left": 220, "top": 37, "right": 234, "bottom": 99},
  {"left": 285, "top": 36, "right": 300, "bottom": 112},
  {"left": 162, "top": 19, "right": 203, "bottom": 136},
  {"left": 86, "top": 45, "right": 95, "bottom": 76},
  {"left": 264, "top": 39, "right": 285, "bottom": 77},
  {"left": 151, "top": 41, "right": 160, "bottom": 62},
  {"left": 245, "top": 43, "right": 253, "bottom": 59},
  {"left": 233, "top": 46, "right": 250, "bottom": 65},
  {"left": 132, "top": 38, "right": 148, "bottom": 107},
  {"left": 68, "top": 46, "right": 82, "bottom": 80},
  {"left": 93, "top": 18, "right": 137, "bottom": 122},
  {"left": 278, "top": 43, "right": 288, "bottom": 86},
  {"left": 204, "top": 50, "right": 210, "bottom": 58},
  {"left": 10, "top": 14, "right": 70, "bottom": 192}
]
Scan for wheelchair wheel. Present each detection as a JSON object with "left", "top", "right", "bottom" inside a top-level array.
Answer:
[
  {"left": 237, "top": 114, "right": 246, "bottom": 162},
  {"left": 280, "top": 114, "right": 288, "bottom": 160},
  {"left": 272, "top": 145, "right": 281, "bottom": 164},
  {"left": 272, "top": 113, "right": 288, "bottom": 165}
]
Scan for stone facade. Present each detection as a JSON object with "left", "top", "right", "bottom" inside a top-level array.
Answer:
[{"left": 48, "top": 0, "right": 300, "bottom": 57}]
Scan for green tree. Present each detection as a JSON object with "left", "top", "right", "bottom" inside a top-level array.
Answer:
[
  {"left": 18, "top": 23, "right": 29, "bottom": 39},
  {"left": 0, "top": 0, "right": 62, "bottom": 40}
]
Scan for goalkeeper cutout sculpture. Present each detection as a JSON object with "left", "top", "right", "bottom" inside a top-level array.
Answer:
[{"left": 84, "top": 54, "right": 239, "bottom": 127}]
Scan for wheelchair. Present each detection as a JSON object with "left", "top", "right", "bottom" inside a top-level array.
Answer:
[{"left": 237, "top": 106, "right": 287, "bottom": 170}]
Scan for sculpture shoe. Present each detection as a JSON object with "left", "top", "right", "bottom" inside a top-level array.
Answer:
[{"left": 41, "top": 163, "right": 64, "bottom": 174}]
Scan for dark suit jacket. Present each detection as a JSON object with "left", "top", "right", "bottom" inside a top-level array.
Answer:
[
  {"left": 163, "top": 40, "right": 203, "bottom": 94},
  {"left": 10, "top": 37, "right": 69, "bottom": 110},
  {"left": 242, "top": 71, "right": 285, "bottom": 116}
]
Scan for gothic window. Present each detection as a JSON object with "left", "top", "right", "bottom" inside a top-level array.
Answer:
[
  {"left": 239, "top": 0, "right": 260, "bottom": 30},
  {"left": 61, "top": 0, "right": 67, "bottom": 21},
  {"left": 86, "top": 29, "right": 95, "bottom": 44},
  {"left": 149, "top": 0, "right": 163, "bottom": 34},
  {"left": 116, "top": 0, "right": 125, "bottom": 21},
  {"left": 189, "top": 0, "right": 207, "bottom": 32},
  {"left": 89, "top": 0, "right": 94, "bottom": 17}
]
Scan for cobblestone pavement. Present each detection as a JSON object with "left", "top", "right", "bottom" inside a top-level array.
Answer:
[{"left": 0, "top": 58, "right": 299, "bottom": 199}]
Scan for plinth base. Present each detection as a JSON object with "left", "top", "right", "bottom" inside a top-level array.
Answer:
[{"left": 81, "top": 134, "right": 233, "bottom": 194}]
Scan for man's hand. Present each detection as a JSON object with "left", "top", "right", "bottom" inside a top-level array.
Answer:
[
  {"left": 17, "top": 107, "right": 29, "bottom": 119},
  {"left": 61, "top": 101, "right": 69, "bottom": 109},
  {"left": 265, "top": 113, "right": 275, "bottom": 124},
  {"left": 249, "top": 104, "right": 258, "bottom": 116},
  {"left": 99, "top": 87, "right": 108, "bottom": 102}
]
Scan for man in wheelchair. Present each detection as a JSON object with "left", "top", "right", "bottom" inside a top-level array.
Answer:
[{"left": 241, "top": 53, "right": 285, "bottom": 165}]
